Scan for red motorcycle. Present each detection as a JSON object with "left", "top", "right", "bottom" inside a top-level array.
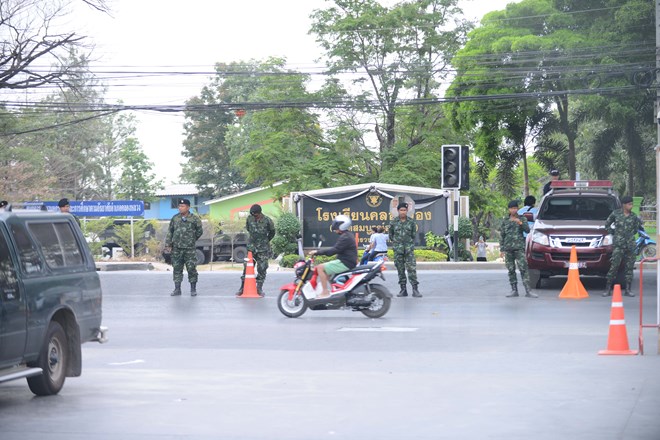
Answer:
[{"left": 277, "top": 256, "right": 392, "bottom": 319}]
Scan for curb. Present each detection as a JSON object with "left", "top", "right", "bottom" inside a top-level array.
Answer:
[{"left": 96, "top": 262, "right": 155, "bottom": 271}]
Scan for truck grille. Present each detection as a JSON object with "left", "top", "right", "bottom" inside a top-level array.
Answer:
[
  {"left": 548, "top": 235, "right": 603, "bottom": 248},
  {"left": 552, "top": 252, "right": 601, "bottom": 262}
]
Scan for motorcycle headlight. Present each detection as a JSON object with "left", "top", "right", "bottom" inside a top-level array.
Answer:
[
  {"left": 601, "top": 234, "right": 613, "bottom": 246},
  {"left": 532, "top": 231, "right": 549, "bottom": 246}
]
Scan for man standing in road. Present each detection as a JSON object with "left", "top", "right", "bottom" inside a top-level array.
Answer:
[
  {"left": 500, "top": 200, "right": 537, "bottom": 298},
  {"left": 542, "top": 169, "right": 560, "bottom": 195},
  {"left": 238, "top": 204, "right": 275, "bottom": 297},
  {"left": 389, "top": 202, "right": 421, "bottom": 298},
  {"left": 603, "top": 195, "right": 643, "bottom": 297},
  {"left": 58, "top": 198, "right": 81, "bottom": 226},
  {"left": 165, "top": 198, "right": 203, "bottom": 297}
]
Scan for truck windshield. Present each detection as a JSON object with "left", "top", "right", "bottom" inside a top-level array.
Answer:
[{"left": 538, "top": 196, "right": 616, "bottom": 221}]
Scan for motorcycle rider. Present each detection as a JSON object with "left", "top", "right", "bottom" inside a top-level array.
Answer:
[{"left": 309, "top": 214, "right": 357, "bottom": 298}]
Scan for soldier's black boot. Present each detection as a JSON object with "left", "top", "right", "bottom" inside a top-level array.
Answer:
[
  {"left": 412, "top": 285, "right": 422, "bottom": 298},
  {"left": 602, "top": 281, "right": 612, "bottom": 297},
  {"left": 506, "top": 283, "right": 519, "bottom": 297},
  {"left": 190, "top": 282, "right": 197, "bottom": 296},
  {"left": 257, "top": 282, "right": 265, "bottom": 297},
  {"left": 397, "top": 285, "right": 408, "bottom": 297},
  {"left": 170, "top": 282, "right": 182, "bottom": 296},
  {"left": 624, "top": 288, "right": 635, "bottom": 297},
  {"left": 236, "top": 281, "right": 244, "bottom": 296}
]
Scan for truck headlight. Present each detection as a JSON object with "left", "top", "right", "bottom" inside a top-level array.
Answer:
[
  {"left": 532, "top": 231, "right": 549, "bottom": 246},
  {"left": 601, "top": 234, "right": 613, "bottom": 246}
]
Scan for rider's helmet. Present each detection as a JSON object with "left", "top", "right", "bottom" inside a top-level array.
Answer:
[{"left": 331, "top": 214, "right": 352, "bottom": 232}]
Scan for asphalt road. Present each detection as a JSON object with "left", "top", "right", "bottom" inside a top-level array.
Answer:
[{"left": 1, "top": 269, "right": 659, "bottom": 440}]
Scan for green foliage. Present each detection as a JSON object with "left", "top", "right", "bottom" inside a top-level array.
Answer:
[
  {"left": 280, "top": 254, "right": 303, "bottom": 268},
  {"left": 112, "top": 220, "right": 158, "bottom": 257},
  {"left": 82, "top": 218, "right": 115, "bottom": 257},
  {"left": 272, "top": 212, "right": 301, "bottom": 256},
  {"left": 412, "top": 249, "right": 447, "bottom": 262}
]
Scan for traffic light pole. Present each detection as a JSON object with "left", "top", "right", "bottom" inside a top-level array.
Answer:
[{"left": 454, "top": 189, "right": 459, "bottom": 262}]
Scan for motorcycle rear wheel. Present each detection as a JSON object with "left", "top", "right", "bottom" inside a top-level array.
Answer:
[
  {"left": 641, "top": 244, "right": 657, "bottom": 259},
  {"left": 277, "top": 289, "right": 308, "bottom": 318},
  {"left": 361, "top": 284, "right": 391, "bottom": 319}
]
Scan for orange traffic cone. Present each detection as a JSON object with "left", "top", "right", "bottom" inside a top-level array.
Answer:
[
  {"left": 558, "top": 245, "right": 589, "bottom": 299},
  {"left": 237, "top": 251, "right": 261, "bottom": 298},
  {"left": 598, "top": 284, "right": 638, "bottom": 355}
]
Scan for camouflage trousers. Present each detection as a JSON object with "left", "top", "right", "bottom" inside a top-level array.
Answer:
[
  {"left": 172, "top": 247, "right": 198, "bottom": 284},
  {"left": 504, "top": 249, "right": 530, "bottom": 290},
  {"left": 394, "top": 247, "right": 418, "bottom": 287},
  {"left": 606, "top": 245, "right": 635, "bottom": 289},
  {"left": 241, "top": 249, "right": 269, "bottom": 285}
]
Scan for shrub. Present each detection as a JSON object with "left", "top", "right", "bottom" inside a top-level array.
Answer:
[
  {"left": 273, "top": 212, "right": 301, "bottom": 256},
  {"left": 280, "top": 254, "right": 302, "bottom": 268}
]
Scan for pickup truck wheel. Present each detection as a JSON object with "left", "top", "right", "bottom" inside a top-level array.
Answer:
[
  {"left": 27, "top": 321, "right": 68, "bottom": 396},
  {"left": 233, "top": 246, "right": 247, "bottom": 262},
  {"left": 195, "top": 249, "right": 209, "bottom": 265}
]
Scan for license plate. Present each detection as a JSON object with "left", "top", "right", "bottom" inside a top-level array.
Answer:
[
  {"left": 564, "top": 238, "right": 586, "bottom": 243},
  {"left": 564, "top": 261, "right": 587, "bottom": 268}
]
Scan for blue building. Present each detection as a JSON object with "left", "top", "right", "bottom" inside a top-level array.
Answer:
[{"left": 144, "top": 184, "right": 210, "bottom": 220}]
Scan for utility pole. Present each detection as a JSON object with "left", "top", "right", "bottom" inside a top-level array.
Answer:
[{"left": 655, "top": 0, "right": 660, "bottom": 353}]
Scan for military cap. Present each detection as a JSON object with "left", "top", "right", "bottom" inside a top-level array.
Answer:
[
  {"left": 178, "top": 198, "right": 191, "bottom": 206},
  {"left": 620, "top": 195, "right": 633, "bottom": 204},
  {"left": 249, "top": 204, "right": 262, "bottom": 215},
  {"left": 550, "top": 169, "right": 559, "bottom": 176},
  {"left": 507, "top": 200, "right": 519, "bottom": 208},
  {"left": 397, "top": 202, "right": 408, "bottom": 210},
  {"left": 58, "top": 198, "right": 70, "bottom": 207}
]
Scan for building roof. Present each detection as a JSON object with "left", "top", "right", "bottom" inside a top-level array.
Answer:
[
  {"left": 296, "top": 182, "right": 449, "bottom": 198},
  {"left": 204, "top": 182, "right": 285, "bottom": 205},
  {"left": 155, "top": 184, "right": 199, "bottom": 197}
]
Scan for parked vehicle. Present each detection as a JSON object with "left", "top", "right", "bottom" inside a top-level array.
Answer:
[
  {"left": 277, "top": 239, "right": 392, "bottom": 319},
  {"left": 636, "top": 229, "right": 656, "bottom": 260},
  {"left": 0, "top": 208, "right": 107, "bottom": 396},
  {"left": 526, "top": 180, "right": 619, "bottom": 288},
  {"left": 162, "top": 232, "right": 249, "bottom": 265}
]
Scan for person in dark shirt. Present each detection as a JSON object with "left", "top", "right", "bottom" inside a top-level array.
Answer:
[
  {"left": 542, "top": 169, "right": 560, "bottom": 195},
  {"left": 309, "top": 214, "right": 357, "bottom": 298}
]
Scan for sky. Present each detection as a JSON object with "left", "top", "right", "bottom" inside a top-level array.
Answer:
[{"left": 73, "top": 0, "right": 516, "bottom": 184}]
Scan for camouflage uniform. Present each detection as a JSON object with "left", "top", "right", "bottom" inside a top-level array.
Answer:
[
  {"left": 243, "top": 213, "right": 276, "bottom": 290},
  {"left": 166, "top": 212, "right": 203, "bottom": 284},
  {"left": 499, "top": 215, "right": 531, "bottom": 295},
  {"left": 389, "top": 216, "right": 418, "bottom": 292},
  {"left": 604, "top": 209, "right": 643, "bottom": 295}
]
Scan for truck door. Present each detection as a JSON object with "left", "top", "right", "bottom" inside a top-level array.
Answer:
[{"left": 0, "top": 224, "right": 26, "bottom": 365}]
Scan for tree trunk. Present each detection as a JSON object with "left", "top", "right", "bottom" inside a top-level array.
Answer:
[
  {"left": 555, "top": 94, "right": 576, "bottom": 179},
  {"left": 521, "top": 144, "right": 529, "bottom": 196}
]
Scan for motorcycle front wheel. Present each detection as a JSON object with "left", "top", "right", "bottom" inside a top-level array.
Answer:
[
  {"left": 361, "top": 284, "right": 392, "bottom": 319},
  {"left": 641, "top": 244, "right": 657, "bottom": 260},
  {"left": 277, "top": 289, "right": 308, "bottom": 318}
]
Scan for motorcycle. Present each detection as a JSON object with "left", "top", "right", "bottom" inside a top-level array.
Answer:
[
  {"left": 277, "top": 239, "right": 392, "bottom": 319},
  {"left": 636, "top": 229, "right": 657, "bottom": 260}
]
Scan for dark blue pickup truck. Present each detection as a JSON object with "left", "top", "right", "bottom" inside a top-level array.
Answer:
[{"left": 0, "top": 209, "right": 107, "bottom": 396}]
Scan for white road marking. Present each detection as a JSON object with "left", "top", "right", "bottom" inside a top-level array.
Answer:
[
  {"left": 338, "top": 327, "right": 418, "bottom": 332},
  {"left": 109, "top": 360, "right": 146, "bottom": 366}
]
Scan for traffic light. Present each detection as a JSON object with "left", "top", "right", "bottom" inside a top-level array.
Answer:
[{"left": 441, "top": 145, "right": 469, "bottom": 190}]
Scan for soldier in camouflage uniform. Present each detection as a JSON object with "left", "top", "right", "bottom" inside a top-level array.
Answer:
[
  {"left": 603, "top": 195, "right": 643, "bottom": 297},
  {"left": 389, "top": 202, "right": 421, "bottom": 298},
  {"left": 499, "top": 200, "right": 537, "bottom": 298},
  {"left": 238, "top": 204, "right": 275, "bottom": 297},
  {"left": 165, "top": 198, "right": 203, "bottom": 296}
]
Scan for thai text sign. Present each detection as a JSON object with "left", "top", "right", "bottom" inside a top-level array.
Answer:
[{"left": 24, "top": 200, "right": 145, "bottom": 217}]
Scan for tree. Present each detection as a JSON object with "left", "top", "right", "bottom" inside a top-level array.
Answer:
[
  {"left": 448, "top": 0, "right": 653, "bottom": 181},
  {"left": 310, "top": 0, "right": 471, "bottom": 183},
  {"left": 0, "top": 0, "right": 108, "bottom": 92},
  {"left": 116, "top": 137, "right": 162, "bottom": 201}
]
